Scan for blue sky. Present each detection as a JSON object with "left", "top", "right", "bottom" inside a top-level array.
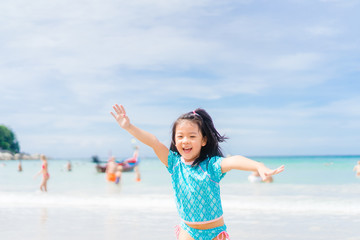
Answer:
[{"left": 1, "top": 0, "right": 359, "bottom": 159}]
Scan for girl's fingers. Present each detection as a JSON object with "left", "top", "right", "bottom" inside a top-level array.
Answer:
[
  {"left": 113, "top": 104, "right": 127, "bottom": 117},
  {"left": 111, "top": 104, "right": 128, "bottom": 122},
  {"left": 274, "top": 165, "right": 285, "bottom": 174},
  {"left": 120, "top": 105, "right": 127, "bottom": 116},
  {"left": 114, "top": 104, "right": 122, "bottom": 115},
  {"left": 265, "top": 165, "right": 284, "bottom": 177},
  {"left": 112, "top": 106, "right": 118, "bottom": 114},
  {"left": 113, "top": 104, "right": 125, "bottom": 117}
]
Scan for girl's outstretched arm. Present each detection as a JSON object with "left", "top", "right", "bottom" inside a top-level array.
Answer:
[
  {"left": 110, "top": 104, "right": 169, "bottom": 167},
  {"left": 221, "top": 155, "right": 284, "bottom": 180}
]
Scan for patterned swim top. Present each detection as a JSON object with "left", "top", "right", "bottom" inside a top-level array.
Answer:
[{"left": 167, "top": 150, "right": 226, "bottom": 223}]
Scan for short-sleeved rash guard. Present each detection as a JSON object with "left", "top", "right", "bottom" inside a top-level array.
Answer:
[{"left": 167, "top": 150, "right": 226, "bottom": 223}]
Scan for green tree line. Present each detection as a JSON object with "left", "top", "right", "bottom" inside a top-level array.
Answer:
[{"left": 0, "top": 125, "right": 20, "bottom": 153}]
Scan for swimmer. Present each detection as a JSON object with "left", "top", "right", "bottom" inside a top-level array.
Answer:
[
  {"left": 248, "top": 171, "right": 262, "bottom": 183},
  {"left": 66, "top": 161, "right": 72, "bottom": 171},
  {"left": 353, "top": 161, "right": 360, "bottom": 177},
  {"left": 115, "top": 165, "right": 123, "bottom": 184},
  {"left": 18, "top": 160, "right": 23, "bottom": 172},
  {"left": 34, "top": 154, "right": 50, "bottom": 192},
  {"left": 121, "top": 146, "right": 141, "bottom": 182},
  {"left": 105, "top": 156, "right": 118, "bottom": 183}
]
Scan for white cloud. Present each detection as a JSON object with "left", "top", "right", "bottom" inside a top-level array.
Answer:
[
  {"left": 1, "top": 0, "right": 359, "bottom": 157},
  {"left": 306, "top": 25, "right": 340, "bottom": 37},
  {"left": 316, "top": 97, "right": 360, "bottom": 117},
  {"left": 262, "top": 53, "right": 323, "bottom": 71},
  {"left": 319, "top": 0, "right": 359, "bottom": 7}
]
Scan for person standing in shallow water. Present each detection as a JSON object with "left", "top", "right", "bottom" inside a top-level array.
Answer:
[
  {"left": 353, "top": 161, "right": 360, "bottom": 177},
  {"left": 106, "top": 156, "right": 119, "bottom": 183},
  {"left": 111, "top": 104, "right": 284, "bottom": 240},
  {"left": 35, "top": 154, "right": 50, "bottom": 192},
  {"left": 66, "top": 161, "right": 72, "bottom": 171},
  {"left": 18, "top": 160, "right": 23, "bottom": 172}
]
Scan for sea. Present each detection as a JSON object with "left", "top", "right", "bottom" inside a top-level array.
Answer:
[{"left": 1, "top": 155, "right": 359, "bottom": 240}]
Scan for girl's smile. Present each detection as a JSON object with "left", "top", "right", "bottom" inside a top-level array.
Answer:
[
  {"left": 175, "top": 120, "right": 207, "bottom": 162},
  {"left": 183, "top": 148, "right": 192, "bottom": 153}
]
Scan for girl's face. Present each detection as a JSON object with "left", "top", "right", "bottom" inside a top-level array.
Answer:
[{"left": 175, "top": 120, "right": 207, "bottom": 162}]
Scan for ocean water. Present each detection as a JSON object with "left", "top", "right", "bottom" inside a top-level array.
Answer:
[{"left": 1, "top": 156, "right": 359, "bottom": 240}]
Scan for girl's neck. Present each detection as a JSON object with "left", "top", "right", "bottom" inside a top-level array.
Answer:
[{"left": 181, "top": 157, "right": 194, "bottom": 165}]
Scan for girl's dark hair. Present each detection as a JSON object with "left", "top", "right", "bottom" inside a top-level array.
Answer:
[{"left": 170, "top": 108, "right": 228, "bottom": 166}]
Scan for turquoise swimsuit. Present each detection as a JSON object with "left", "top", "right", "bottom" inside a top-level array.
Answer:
[{"left": 167, "top": 150, "right": 230, "bottom": 239}]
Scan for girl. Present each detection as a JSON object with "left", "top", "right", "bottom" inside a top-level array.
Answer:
[
  {"left": 111, "top": 104, "right": 284, "bottom": 240},
  {"left": 35, "top": 154, "right": 50, "bottom": 192}
]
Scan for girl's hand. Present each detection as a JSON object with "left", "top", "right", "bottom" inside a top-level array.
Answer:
[
  {"left": 110, "top": 104, "right": 131, "bottom": 130},
  {"left": 257, "top": 164, "right": 284, "bottom": 181}
]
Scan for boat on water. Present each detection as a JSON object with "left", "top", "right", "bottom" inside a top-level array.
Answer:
[{"left": 92, "top": 155, "right": 140, "bottom": 173}]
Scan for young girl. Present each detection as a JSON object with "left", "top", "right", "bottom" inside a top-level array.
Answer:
[{"left": 111, "top": 104, "right": 284, "bottom": 240}]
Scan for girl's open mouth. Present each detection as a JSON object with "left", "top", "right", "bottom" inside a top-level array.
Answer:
[{"left": 183, "top": 148, "right": 192, "bottom": 153}]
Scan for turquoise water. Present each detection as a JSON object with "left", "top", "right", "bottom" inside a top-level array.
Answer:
[
  {"left": 252, "top": 155, "right": 360, "bottom": 184},
  {"left": 1, "top": 156, "right": 359, "bottom": 240}
]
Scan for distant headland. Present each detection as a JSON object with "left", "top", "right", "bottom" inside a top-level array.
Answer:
[{"left": 0, "top": 151, "right": 41, "bottom": 160}]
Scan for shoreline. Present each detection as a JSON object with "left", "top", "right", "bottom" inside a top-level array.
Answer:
[{"left": 2, "top": 154, "right": 360, "bottom": 161}]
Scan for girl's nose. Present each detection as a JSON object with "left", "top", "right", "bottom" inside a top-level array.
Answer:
[{"left": 182, "top": 136, "right": 189, "bottom": 143}]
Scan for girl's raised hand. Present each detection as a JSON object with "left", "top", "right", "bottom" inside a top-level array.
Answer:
[
  {"left": 110, "top": 104, "right": 131, "bottom": 130},
  {"left": 258, "top": 165, "right": 284, "bottom": 181}
]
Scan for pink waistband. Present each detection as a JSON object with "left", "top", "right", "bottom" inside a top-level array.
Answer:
[
  {"left": 182, "top": 216, "right": 223, "bottom": 225},
  {"left": 174, "top": 225, "right": 230, "bottom": 240}
]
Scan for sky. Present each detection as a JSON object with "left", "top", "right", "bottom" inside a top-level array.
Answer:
[{"left": 1, "top": 0, "right": 360, "bottom": 159}]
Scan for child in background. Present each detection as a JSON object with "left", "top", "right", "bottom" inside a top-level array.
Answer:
[
  {"left": 105, "top": 156, "right": 118, "bottom": 183},
  {"left": 111, "top": 104, "right": 284, "bottom": 240}
]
